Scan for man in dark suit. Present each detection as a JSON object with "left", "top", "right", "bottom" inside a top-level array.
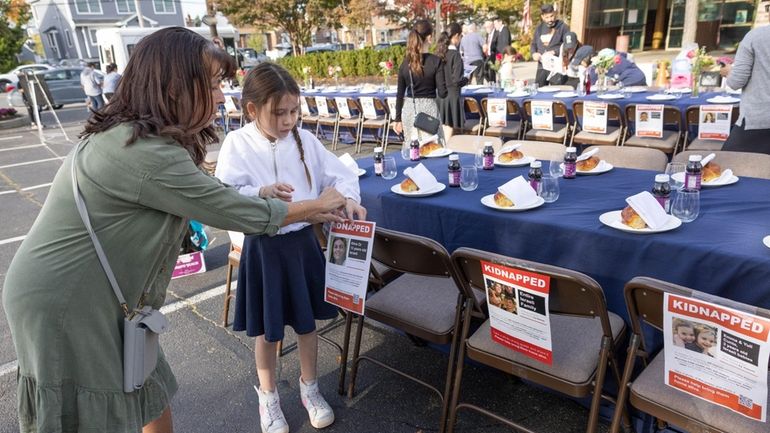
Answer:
[{"left": 494, "top": 18, "right": 512, "bottom": 56}]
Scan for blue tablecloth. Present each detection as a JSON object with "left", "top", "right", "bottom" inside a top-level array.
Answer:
[{"left": 357, "top": 154, "right": 770, "bottom": 318}]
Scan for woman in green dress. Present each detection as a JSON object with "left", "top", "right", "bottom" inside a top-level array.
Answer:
[{"left": 2, "top": 27, "right": 346, "bottom": 433}]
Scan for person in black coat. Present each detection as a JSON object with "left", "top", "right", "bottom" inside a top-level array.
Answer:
[
  {"left": 531, "top": 4, "right": 571, "bottom": 87},
  {"left": 494, "top": 18, "right": 512, "bottom": 56},
  {"left": 436, "top": 23, "right": 468, "bottom": 130}
]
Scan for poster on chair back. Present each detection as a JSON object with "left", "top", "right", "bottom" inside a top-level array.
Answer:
[{"left": 324, "top": 220, "right": 375, "bottom": 315}]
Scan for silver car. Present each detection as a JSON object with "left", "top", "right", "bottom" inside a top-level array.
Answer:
[{"left": 8, "top": 67, "right": 104, "bottom": 109}]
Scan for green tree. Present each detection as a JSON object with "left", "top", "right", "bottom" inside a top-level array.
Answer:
[
  {"left": 219, "top": 0, "right": 343, "bottom": 55},
  {"left": 247, "top": 33, "right": 266, "bottom": 53},
  {"left": 0, "top": 0, "right": 30, "bottom": 72}
]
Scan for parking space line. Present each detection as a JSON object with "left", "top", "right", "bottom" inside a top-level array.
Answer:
[
  {"left": 0, "top": 157, "right": 64, "bottom": 169},
  {"left": 0, "top": 282, "right": 236, "bottom": 377},
  {"left": 0, "top": 183, "right": 53, "bottom": 197},
  {"left": 0, "top": 135, "right": 23, "bottom": 142},
  {"left": 0, "top": 235, "right": 26, "bottom": 246},
  {"left": 0, "top": 144, "right": 45, "bottom": 152}
]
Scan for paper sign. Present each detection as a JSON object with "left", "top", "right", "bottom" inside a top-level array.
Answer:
[
  {"left": 583, "top": 101, "right": 608, "bottom": 134},
  {"left": 530, "top": 100, "right": 554, "bottom": 131},
  {"left": 635, "top": 104, "right": 664, "bottom": 138},
  {"left": 386, "top": 97, "right": 397, "bottom": 118},
  {"left": 300, "top": 97, "right": 311, "bottom": 116},
  {"left": 324, "top": 220, "right": 376, "bottom": 315},
  {"left": 698, "top": 105, "right": 732, "bottom": 141},
  {"left": 335, "top": 97, "right": 352, "bottom": 119},
  {"left": 482, "top": 261, "right": 553, "bottom": 365},
  {"left": 664, "top": 293, "right": 770, "bottom": 421},
  {"left": 487, "top": 98, "right": 507, "bottom": 127},
  {"left": 315, "top": 97, "right": 330, "bottom": 117},
  {"left": 171, "top": 251, "right": 207, "bottom": 279},
  {"left": 628, "top": 9, "right": 639, "bottom": 24},
  {"left": 360, "top": 97, "right": 378, "bottom": 119},
  {"left": 542, "top": 52, "right": 563, "bottom": 74},
  {"left": 224, "top": 95, "right": 238, "bottom": 113},
  {"left": 756, "top": 0, "right": 769, "bottom": 26}
]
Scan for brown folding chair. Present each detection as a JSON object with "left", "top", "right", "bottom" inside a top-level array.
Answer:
[
  {"left": 523, "top": 100, "right": 572, "bottom": 145},
  {"left": 334, "top": 97, "right": 363, "bottom": 152},
  {"left": 447, "top": 135, "right": 503, "bottom": 154},
  {"left": 447, "top": 247, "right": 627, "bottom": 433},
  {"left": 507, "top": 140, "right": 567, "bottom": 161},
  {"left": 582, "top": 145, "right": 669, "bottom": 171},
  {"left": 623, "top": 105, "right": 682, "bottom": 154},
  {"left": 315, "top": 96, "right": 340, "bottom": 146},
  {"left": 481, "top": 98, "right": 523, "bottom": 140},
  {"left": 462, "top": 97, "right": 484, "bottom": 135},
  {"left": 202, "top": 150, "right": 219, "bottom": 176},
  {"left": 225, "top": 95, "right": 245, "bottom": 130},
  {"left": 222, "top": 231, "right": 244, "bottom": 327},
  {"left": 571, "top": 101, "right": 626, "bottom": 148},
  {"left": 300, "top": 95, "right": 320, "bottom": 133},
  {"left": 673, "top": 150, "right": 770, "bottom": 179},
  {"left": 610, "top": 277, "right": 770, "bottom": 433},
  {"left": 357, "top": 97, "right": 390, "bottom": 153},
  {"left": 684, "top": 105, "right": 740, "bottom": 152},
  {"left": 346, "top": 227, "right": 478, "bottom": 432}
]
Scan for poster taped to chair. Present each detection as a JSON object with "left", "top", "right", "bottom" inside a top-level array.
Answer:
[
  {"left": 583, "top": 101, "right": 608, "bottom": 134},
  {"left": 300, "top": 97, "right": 311, "bottom": 116},
  {"left": 530, "top": 101, "right": 554, "bottom": 131},
  {"left": 481, "top": 261, "right": 553, "bottom": 365},
  {"left": 698, "top": 105, "right": 732, "bottom": 141},
  {"left": 487, "top": 98, "right": 507, "bottom": 127},
  {"left": 324, "top": 221, "right": 376, "bottom": 315},
  {"left": 360, "top": 97, "right": 378, "bottom": 119},
  {"left": 335, "top": 97, "right": 352, "bottom": 119},
  {"left": 635, "top": 104, "right": 664, "bottom": 138},
  {"left": 315, "top": 97, "right": 330, "bottom": 117},
  {"left": 663, "top": 293, "right": 770, "bottom": 421}
]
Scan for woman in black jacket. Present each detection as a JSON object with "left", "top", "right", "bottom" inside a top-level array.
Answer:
[
  {"left": 393, "top": 19, "right": 448, "bottom": 145},
  {"left": 436, "top": 22, "right": 467, "bottom": 131}
]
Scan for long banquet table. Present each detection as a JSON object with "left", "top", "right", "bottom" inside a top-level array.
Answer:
[{"left": 357, "top": 153, "right": 770, "bottom": 318}]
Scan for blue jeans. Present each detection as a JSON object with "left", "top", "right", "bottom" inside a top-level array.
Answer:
[{"left": 88, "top": 95, "right": 105, "bottom": 111}]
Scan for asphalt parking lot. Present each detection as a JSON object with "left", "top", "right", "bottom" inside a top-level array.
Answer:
[{"left": 0, "top": 103, "right": 613, "bottom": 433}]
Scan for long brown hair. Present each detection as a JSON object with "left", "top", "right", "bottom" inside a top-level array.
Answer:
[
  {"left": 406, "top": 19, "right": 433, "bottom": 77},
  {"left": 80, "top": 27, "right": 234, "bottom": 165},
  {"left": 241, "top": 62, "right": 311, "bottom": 187}
]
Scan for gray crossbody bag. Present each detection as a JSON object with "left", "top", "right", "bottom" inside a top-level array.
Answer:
[{"left": 70, "top": 140, "right": 170, "bottom": 393}]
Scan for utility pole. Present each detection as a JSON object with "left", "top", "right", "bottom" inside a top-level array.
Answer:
[
  {"left": 435, "top": 0, "right": 442, "bottom": 34},
  {"left": 133, "top": 0, "right": 145, "bottom": 27}
]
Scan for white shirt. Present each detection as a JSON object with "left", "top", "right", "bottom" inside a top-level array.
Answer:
[
  {"left": 103, "top": 72, "right": 121, "bottom": 93},
  {"left": 80, "top": 68, "right": 102, "bottom": 96},
  {"left": 215, "top": 123, "right": 361, "bottom": 235}
]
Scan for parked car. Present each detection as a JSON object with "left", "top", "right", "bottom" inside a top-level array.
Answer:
[
  {"left": 0, "top": 64, "right": 57, "bottom": 92},
  {"left": 237, "top": 48, "right": 267, "bottom": 67},
  {"left": 32, "top": 67, "right": 104, "bottom": 109},
  {"left": 305, "top": 44, "right": 337, "bottom": 55}
]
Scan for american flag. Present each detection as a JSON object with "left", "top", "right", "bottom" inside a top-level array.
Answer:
[{"left": 521, "top": 0, "right": 532, "bottom": 34}]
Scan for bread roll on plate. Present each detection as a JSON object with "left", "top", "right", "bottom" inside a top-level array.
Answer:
[
  {"left": 419, "top": 142, "right": 442, "bottom": 157},
  {"left": 703, "top": 161, "right": 722, "bottom": 182},
  {"left": 498, "top": 149, "right": 524, "bottom": 163},
  {"left": 400, "top": 177, "right": 419, "bottom": 192},
  {"left": 621, "top": 205, "right": 647, "bottom": 229},
  {"left": 493, "top": 191, "right": 514, "bottom": 207},
  {"left": 577, "top": 156, "right": 600, "bottom": 171}
]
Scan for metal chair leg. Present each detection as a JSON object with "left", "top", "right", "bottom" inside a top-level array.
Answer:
[
  {"left": 337, "top": 311, "right": 354, "bottom": 395},
  {"left": 347, "top": 314, "right": 366, "bottom": 398},
  {"left": 222, "top": 263, "right": 235, "bottom": 327}
]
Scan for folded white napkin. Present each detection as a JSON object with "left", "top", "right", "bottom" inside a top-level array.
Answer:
[
  {"left": 554, "top": 91, "right": 577, "bottom": 98},
  {"left": 707, "top": 168, "right": 733, "bottom": 184},
  {"left": 338, "top": 153, "right": 359, "bottom": 174},
  {"left": 708, "top": 95, "right": 739, "bottom": 103},
  {"left": 500, "top": 142, "right": 524, "bottom": 153},
  {"left": 498, "top": 176, "right": 540, "bottom": 207},
  {"left": 577, "top": 148, "right": 599, "bottom": 162},
  {"left": 701, "top": 153, "right": 716, "bottom": 167},
  {"left": 626, "top": 191, "right": 669, "bottom": 229},
  {"left": 404, "top": 163, "right": 440, "bottom": 191},
  {"left": 419, "top": 134, "right": 440, "bottom": 146}
]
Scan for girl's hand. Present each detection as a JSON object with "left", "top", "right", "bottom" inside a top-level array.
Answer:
[
  {"left": 392, "top": 122, "right": 403, "bottom": 134},
  {"left": 260, "top": 183, "right": 294, "bottom": 202},
  {"left": 344, "top": 198, "right": 367, "bottom": 220}
]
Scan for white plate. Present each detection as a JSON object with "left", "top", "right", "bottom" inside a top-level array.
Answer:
[
  {"left": 553, "top": 91, "right": 578, "bottom": 98},
  {"left": 303, "top": 88, "right": 319, "bottom": 93},
  {"left": 538, "top": 86, "right": 561, "bottom": 93},
  {"left": 475, "top": 88, "right": 495, "bottom": 93},
  {"left": 495, "top": 155, "right": 535, "bottom": 167},
  {"left": 424, "top": 148, "right": 453, "bottom": 158},
  {"left": 390, "top": 183, "right": 446, "bottom": 197},
  {"left": 359, "top": 89, "right": 377, "bottom": 94},
  {"left": 481, "top": 194, "right": 545, "bottom": 211},
  {"left": 727, "top": 88, "right": 742, "bottom": 95},
  {"left": 707, "top": 96, "right": 740, "bottom": 104},
  {"left": 668, "top": 87, "right": 692, "bottom": 93},
  {"left": 600, "top": 210, "right": 682, "bottom": 234},
  {"left": 625, "top": 86, "right": 648, "bottom": 93},
  {"left": 598, "top": 93, "right": 625, "bottom": 100},
  {"left": 564, "top": 161, "right": 614, "bottom": 175},
  {"left": 763, "top": 235, "right": 770, "bottom": 249},
  {"left": 465, "top": 84, "right": 484, "bottom": 90},
  {"left": 340, "top": 88, "right": 359, "bottom": 93},
  {"left": 671, "top": 172, "right": 739, "bottom": 187},
  {"left": 646, "top": 94, "right": 677, "bottom": 101},
  {"left": 357, "top": 168, "right": 366, "bottom": 177},
  {"left": 507, "top": 91, "right": 530, "bottom": 98}
]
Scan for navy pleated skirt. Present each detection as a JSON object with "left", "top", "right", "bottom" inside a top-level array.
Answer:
[{"left": 233, "top": 225, "right": 339, "bottom": 341}]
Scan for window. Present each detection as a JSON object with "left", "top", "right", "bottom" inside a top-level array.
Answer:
[
  {"left": 115, "top": 0, "right": 136, "bottom": 14},
  {"left": 65, "top": 29, "right": 73, "bottom": 47},
  {"left": 89, "top": 29, "right": 98, "bottom": 45},
  {"left": 75, "top": 0, "right": 102, "bottom": 14},
  {"left": 153, "top": 0, "right": 176, "bottom": 14}
]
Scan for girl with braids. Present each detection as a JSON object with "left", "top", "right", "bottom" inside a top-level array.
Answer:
[
  {"left": 393, "top": 19, "right": 448, "bottom": 142},
  {"left": 215, "top": 62, "right": 365, "bottom": 433},
  {"left": 436, "top": 22, "right": 468, "bottom": 130}
]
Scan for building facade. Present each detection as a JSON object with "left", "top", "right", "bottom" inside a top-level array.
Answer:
[{"left": 28, "top": 0, "right": 185, "bottom": 63}]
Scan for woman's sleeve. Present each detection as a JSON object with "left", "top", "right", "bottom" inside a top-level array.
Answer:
[
  {"left": 451, "top": 53, "right": 465, "bottom": 87},
  {"left": 395, "top": 66, "right": 406, "bottom": 121},
  {"left": 435, "top": 58, "right": 448, "bottom": 98},
  {"left": 138, "top": 156, "right": 287, "bottom": 235},
  {"left": 726, "top": 31, "right": 754, "bottom": 90}
]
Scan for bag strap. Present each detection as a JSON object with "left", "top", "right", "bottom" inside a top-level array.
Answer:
[
  {"left": 408, "top": 68, "right": 418, "bottom": 114},
  {"left": 70, "top": 140, "right": 137, "bottom": 318}
]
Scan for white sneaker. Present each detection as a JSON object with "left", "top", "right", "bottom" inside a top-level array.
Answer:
[
  {"left": 299, "top": 378, "right": 335, "bottom": 429},
  {"left": 255, "top": 385, "right": 289, "bottom": 433}
]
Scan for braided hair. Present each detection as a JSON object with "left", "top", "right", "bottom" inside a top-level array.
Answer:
[{"left": 241, "top": 62, "right": 312, "bottom": 187}]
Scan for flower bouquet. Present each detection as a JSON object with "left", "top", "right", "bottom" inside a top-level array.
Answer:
[
  {"left": 327, "top": 65, "right": 342, "bottom": 87},
  {"left": 687, "top": 46, "right": 714, "bottom": 97},
  {"left": 487, "top": 53, "right": 503, "bottom": 87},
  {"left": 590, "top": 48, "right": 618, "bottom": 91},
  {"left": 301, "top": 66, "right": 312, "bottom": 89},
  {"left": 378, "top": 60, "right": 394, "bottom": 89}
]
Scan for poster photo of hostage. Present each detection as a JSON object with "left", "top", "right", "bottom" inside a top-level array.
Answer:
[{"left": 486, "top": 280, "right": 518, "bottom": 314}]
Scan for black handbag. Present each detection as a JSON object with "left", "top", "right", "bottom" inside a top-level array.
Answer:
[{"left": 409, "top": 69, "right": 441, "bottom": 135}]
